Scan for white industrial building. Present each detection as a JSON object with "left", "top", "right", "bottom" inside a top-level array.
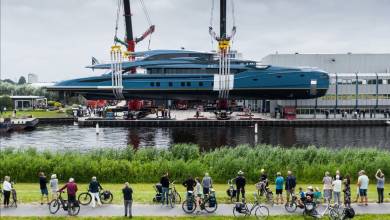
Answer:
[{"left": 258, "top": 53, "right": 390, "bottom": 118}]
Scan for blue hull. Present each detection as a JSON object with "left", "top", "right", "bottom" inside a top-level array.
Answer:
[{"left": 49, "top": 67, "right": 329, "bottom": 100}]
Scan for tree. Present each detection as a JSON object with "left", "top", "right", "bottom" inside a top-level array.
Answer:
[
  {"left": 18, "top": 76, "right": 26, "bottom": 85},
  {"left": 2, "top": 79, "right": 15, "bottom": 84},
  {"left": 0, "top": 95, "right": 13, "bottom": 110}
]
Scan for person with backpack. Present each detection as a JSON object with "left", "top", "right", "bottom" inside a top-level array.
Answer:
[
  {"left": 39, "top": 172, "right": 49, "bottom": 205},
  {"left": 89, "top": 176, "right": 103, "bottom": 208},
  {"left": 285, "top": 170, "right": 296, "bottom": 203},
  {"left": 59, "top": 178, "right": 78, "bottom": 215},
  {"left": 122, "top": 182, "right": 133, "bottom": 218},
  {"left": 160, "top": 172, "right": 170, "bottom": 206},
  {"left": 201, "top": 173, "right": 213, "bottom": 195},
  {"left": 235, "top": 170, "right": 246, "bottom": 202},
  {"left": 183, "top": 176, "right": 197, "bottom": 195}
]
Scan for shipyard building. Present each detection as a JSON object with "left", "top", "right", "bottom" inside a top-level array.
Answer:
[{"left": 253, "top": 53, "right": 390, "bottom": 118}]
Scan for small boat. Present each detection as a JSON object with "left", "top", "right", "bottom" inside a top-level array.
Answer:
[{"left": 11, "top": 118, "right": 39, "bottom": 131}]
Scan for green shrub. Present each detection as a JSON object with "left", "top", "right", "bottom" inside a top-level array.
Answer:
[{"left": 0, "top": 144, "right": 389, "bottom": 184}]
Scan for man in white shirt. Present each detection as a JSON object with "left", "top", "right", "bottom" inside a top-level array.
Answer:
[
  {"left": 2, "top": 176, "right": 12, "bottom": 207},
  {"left": 332, "top": 176, "right": 342, "bottom": 205},
  {"left": 358, "top": 170, "right": 369, "bottom": 206}
]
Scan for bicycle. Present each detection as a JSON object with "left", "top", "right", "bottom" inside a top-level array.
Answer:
[
  {"left": 169, "top": 181, "right": 181, "bottom": 204},
  {"left": 78, "top": 188, "right": 113, "bottom": 205},
  {"left": 182, "top": 190, "right": 218, "bottom": 214},
  {"left": 284, "top": 192, "right": 302, "bottom": 213},
  {"left": 232, "top": 193, "right": 269, "bottom": 219},
  {"left": 48, "top": 191, "right": 80, "bottom": 216},
  {"left": 226, "top": 178, "right": 237, "bottom": 203},
  {"left": 311, "top": 202, "right": 342, "bottom": 220},
  {"left": 255, "top": 181, "right": 274, "bottom": 206}
]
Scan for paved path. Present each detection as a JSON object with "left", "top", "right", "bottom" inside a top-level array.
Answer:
[{"left": 1, "top": 203, "right": 390, "bottom": 217}]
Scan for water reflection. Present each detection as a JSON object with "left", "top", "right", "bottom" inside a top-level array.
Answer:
[{"left": 0, "top": 125, "right": 390, "bottom": 152}]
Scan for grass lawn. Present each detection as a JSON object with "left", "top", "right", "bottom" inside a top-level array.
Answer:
[
  {"left": 13, "top": 183, "right": 390, "bottom": 204},
  {"left": 2, "top": 215, "right": 390, "bottom": 220},
  {"left": 0, "top": 110, "right": 70, "bottom": 118}
]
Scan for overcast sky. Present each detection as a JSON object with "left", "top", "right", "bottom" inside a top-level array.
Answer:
[{"left": 1, "top": 0, "right": 390, "bottom": 82}]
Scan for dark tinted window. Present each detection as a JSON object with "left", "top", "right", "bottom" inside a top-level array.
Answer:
[
  {"left": 199, "top": 82, "right": 204, "bottom": 86},
  {"left": 150, "top": 82, "right": 155, "bottom": 86},
  {"left": 181, "top": 82, "right": 185, "bottom": 87},
  {"left": 156, "top": 82, "right": 160, "bottom": 87},
  {"left": 169, "top": 82, "right": 173, "bottom": 87},
  {"left": 186, "top": 82, "right": 191, "bottom": 86}
]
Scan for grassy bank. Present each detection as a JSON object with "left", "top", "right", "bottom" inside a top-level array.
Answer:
[
  {"left": 1, "top": 144, "right": 389, "bottom": 183},
  {"left": 0, "top": 110, "right": 70, "bottom": 118},
  {"left": 11, "top": 183, "right": 390, "bottom": 204},
  {"left": 3, "top": 215, "right": 390, "bottom": 220}
]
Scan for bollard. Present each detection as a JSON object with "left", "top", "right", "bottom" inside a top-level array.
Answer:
[
  {"left": 96, "top": 123, "right": 100, "bottom": 135},
  {"left": 254, "top": 123, "right": 258, "bottom": 134}
]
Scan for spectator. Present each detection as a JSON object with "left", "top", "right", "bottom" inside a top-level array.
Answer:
[
  {"left": 194, "top": 177, "right": 202, "bottom": 211},
  {"left": 160, "top": 172, "right": 170, "bottom": 206},
  {"left": 183, "top": 176, "right": 197, "bottom": 199},
  {"left": 39, "top": 172, "right": 49, "bottom": 205},
  {"left": 59, "top": 178, "right": 78, "bottom": 215},
  {"left": 201, "top": 173, "right": 213, "bottom": 195},
  {"left": 122, "top": 182, "right": 133, "bottom": 218},
  {"left": 89, "top": 176, "right": 103, "bottom": 208},
  {"left": 235, "top": 170, "right": 246, "bottom": 202},
  {"left": 275, "top": 172, "right": 284, "bottom": 205},
  {"left": 285, "top": 171, "right": 296, "bottom": 203},
  {"left": 2, "top": 176, "right": 12, "bottom": 208},
  {"left": 343, "top": 175, "right": 351, "bottom": 207},
  {"left": 354, "top": 171, "right": 361, "bottom": 203},
  {"left": 375, "top": 169, "right": 385, "bottom": 204},
  {"left": 332, "top": 175, "right": 342, "bottom": 205},
  {"left": 322, "top": 171, "right": 333, "bottom": 203},
  {"left": 49, "top": 174, "right": 59, "bottom": 200},
  {"left": 358, "top": 170, "right": 369, "bottom": 206}
]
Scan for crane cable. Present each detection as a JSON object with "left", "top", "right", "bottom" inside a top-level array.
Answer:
[
  {"left": 114, "top": 0, "right": 123, "bottom": 45},
  {"left": 138, "top": 0, "right": 153, "bottom": 49}
]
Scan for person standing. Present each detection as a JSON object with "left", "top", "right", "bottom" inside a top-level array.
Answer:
[
  {"left": 39, "top": 172, "right": 49, "bottom": 205},
  {"left": 275, "top": 172, "right": 284, "bottom": 205},
  {"left": 235, "top": 170, "right": 246, "bottom": 202},
  {"left": 49, "top": 174, "right": 59, "bottom": 200},
  {"left": 322, "top": 171, "right": 333, "bottom": 203},
  {"left": 122, "top": 182, "right": 133, "bottom": 218},
  {"left": 194, "top": 177, "right": 203, "bottom": 210},
  {"left": 343, "top": 175, "right": 351, "bottom": 207},
  {"left": 89, "top": 176, "right": 103, "bottom": 208},
  {"left": 375, "top": 169, "right": 385, "bottom": 203},
  {"left": 59, "top": 178, "right": 78, "bottom": 215},
  {"left": 358, "top": 170, "right": 369, "bottom": 206},
  {"left": 285, "top": 171, "right": 296, "bottom": 203},
  {"left": 160, "top": 172, "right": 170, "bottom": 206},
  {"left": 2, "top": 176, "right": 12, "bottom": 208},
  {"left": 201, "top": 173, "right": 213, "bottom": 195},
  {"left": 332, "top": 176, "right": 342, "bottom": 205}
]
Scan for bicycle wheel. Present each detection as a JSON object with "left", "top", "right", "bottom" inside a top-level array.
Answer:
[
  {"left": 69, "top": 202, "right": 80, "bottom": 216},
  {"left": 284, "top": 201, "right": 297, "bottom": 213},
  {"left": 48, "top": 199, "right": 60, "bottom": 214},
  {"left": 255, "top": 205, "right": 269, "bottom": 219},
  {"left": 174, "top": 191, "right": 182, "bottom": 204},
  {"left": 182, "top": 199, "right": 196, "bottom": 214},
  {"left": 78, "top": 192, "right": 92, "bottom": 205},
  {"left": 100, "top": 192, "right": 113, "bottom": 204},
  {"left": 204, "top": 198, "right": 218, "bottom": 213}
]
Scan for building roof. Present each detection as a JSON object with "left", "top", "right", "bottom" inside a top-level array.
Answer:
[{"left": 261, "top": 53, "right": 390, "bottom": 73}]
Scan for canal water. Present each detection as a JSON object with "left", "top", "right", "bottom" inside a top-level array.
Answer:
[{"left": 1, "top": 125, "right": 390, "bottom": 152}]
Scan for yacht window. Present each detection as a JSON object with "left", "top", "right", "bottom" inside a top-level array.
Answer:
[
  {"left": 150, "top": 82, "right": 155, "bottom": 86},
  {"left": 252, "top": 78, "right": 258, "bottom": 81},
  {"left": 187, "top": 82, "right": 191, "bottom": 86},
  {"left": 169, "top": 82, "right": 173, "bottom": 87},
  {"left": 181, "top": 82, "right": 185, "bottom": 87},
  {"left": 199, "top": 82, "right": 204, "bottom": 86},
  {"left": 156, "top": 82, "right": 160, "bottom": 87}
]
